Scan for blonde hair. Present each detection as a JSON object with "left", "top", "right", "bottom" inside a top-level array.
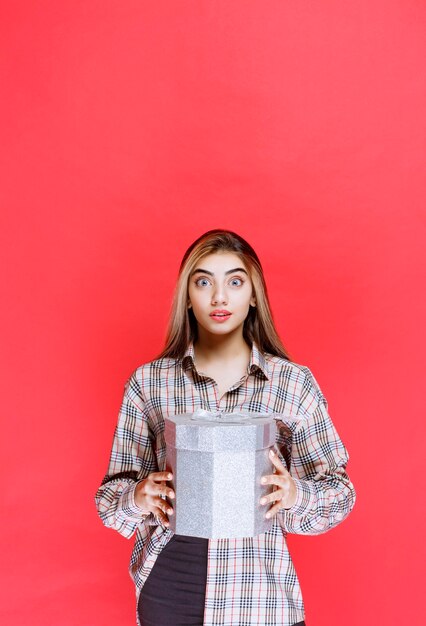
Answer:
[{"left": 154, "top": 229, "right": 293, "bottom": 361}]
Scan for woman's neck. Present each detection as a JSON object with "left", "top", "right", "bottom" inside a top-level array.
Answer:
[{"left": 193, "top": 331, "right": 251, "bottom": 366}]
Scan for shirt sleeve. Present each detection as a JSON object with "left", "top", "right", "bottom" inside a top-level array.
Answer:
[
  {"left": 276, "top": 366, "right": 357, "bottom": 535},
  {"left": 94, "top": 370, "right": 162, "bottom": 539}
]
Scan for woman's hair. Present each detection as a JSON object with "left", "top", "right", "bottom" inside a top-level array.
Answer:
[{"left": 154, "top": 228, "right": 293, "bottom": 361}]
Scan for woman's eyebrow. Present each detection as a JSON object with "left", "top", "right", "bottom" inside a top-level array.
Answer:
[{"left": 191, "top": 267, "right": 248, "bottom": 277}]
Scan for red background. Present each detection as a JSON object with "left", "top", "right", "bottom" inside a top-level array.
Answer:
[{"left": 1, "top": 2, "right": 425, "bottom": 625}]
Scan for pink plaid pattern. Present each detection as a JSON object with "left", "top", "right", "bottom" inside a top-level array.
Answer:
[{"left": 95, "top": 340, "right": 356, "bottom": 625}]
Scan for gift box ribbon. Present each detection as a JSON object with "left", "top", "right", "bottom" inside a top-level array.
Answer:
[{"left": 190, "top": 408, "right": 272, "bottom": 423}]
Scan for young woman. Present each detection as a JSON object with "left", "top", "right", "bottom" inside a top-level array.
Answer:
[{"left": 95, "top": 228, "right": 356, "bottom": 626}]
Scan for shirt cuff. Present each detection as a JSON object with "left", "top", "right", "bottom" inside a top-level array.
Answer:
[{"left": 280, "top": 477, "right": 318, "bottom": 516}]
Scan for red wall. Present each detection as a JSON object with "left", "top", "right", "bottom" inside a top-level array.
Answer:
[{"left": 1, "top": 2, "right": 424, "bottom": 624}]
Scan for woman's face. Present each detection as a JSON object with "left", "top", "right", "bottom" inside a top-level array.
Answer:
[{"left": 187, "top": 251, "right": 256, "bottom": 338}]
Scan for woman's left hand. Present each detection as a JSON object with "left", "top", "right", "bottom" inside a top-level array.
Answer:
[{"left": 260, "top": 448, "right": 298, "bottom": 518}]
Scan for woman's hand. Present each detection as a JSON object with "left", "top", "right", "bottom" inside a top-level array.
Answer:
[
  {"left": 260, "top": 449, "right": 298, "bottom": 518},
  {"left": 134, "top": 471, "right": 175, "bottom": 527}
]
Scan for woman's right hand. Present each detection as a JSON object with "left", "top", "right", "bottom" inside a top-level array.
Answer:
[{"left": 134, "top": 471, "right": 175, "bottom": 527}]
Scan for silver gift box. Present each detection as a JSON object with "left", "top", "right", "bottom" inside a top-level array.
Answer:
[{"left": 164, "top": 409, "right": 277, "bottom": 539}]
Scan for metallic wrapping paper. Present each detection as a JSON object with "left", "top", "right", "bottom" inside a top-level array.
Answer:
[{"left": 164, "top": 411, "right": 277, "bottom": 539}]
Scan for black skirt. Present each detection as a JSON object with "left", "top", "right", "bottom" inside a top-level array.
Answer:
[{"left": 137, "top": 534, "right": 306, "bottom": 626}]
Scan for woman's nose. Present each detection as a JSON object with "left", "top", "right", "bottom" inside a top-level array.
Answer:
[{"left": 211, "top": 285, "right": 227, "bottom": 304}]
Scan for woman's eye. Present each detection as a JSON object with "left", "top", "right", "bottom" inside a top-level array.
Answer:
[
  {"left": 195, "top": 278, "right": 210, "bottom": 287},
  {"left": 230, "top": 277, "right": 243, "bottom": 286}
]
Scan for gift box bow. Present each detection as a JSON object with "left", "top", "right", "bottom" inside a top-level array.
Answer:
[
  {"left": 190, "top": 408, "right": 272, "bottom": 423},
  {"left": 190, "top": 408, "right": 304, "bottom": 425}
]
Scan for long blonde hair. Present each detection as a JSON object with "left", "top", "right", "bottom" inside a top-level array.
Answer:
[{"left": 154, "top": 229, "right": 293, "bottom": 361}]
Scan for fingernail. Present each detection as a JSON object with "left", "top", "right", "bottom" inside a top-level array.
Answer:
[
  {"left": 168, "top": 509, "right": 173, "bottom": 515},
  {"left": 261, "top": 477, "right": 267, "bottom": 484},
  {"left": 265, "top": 512, "right": 271, "bottom": 519},
  {"left": 169, "top": 491, "right": 175, "bottom": 498},
  {"left": 168, "top": 474, "right": 173, "bottom": 479},
  {"left": 260, "top": 497, "right": 266, "bottom": 505},
  {"left": 270, "top": 449, "right": 275, "bottom": 456}
]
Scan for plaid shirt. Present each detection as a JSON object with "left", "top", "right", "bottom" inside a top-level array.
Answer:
[{"left": 95, "top": 340, "right": 356, "bottom": 626}]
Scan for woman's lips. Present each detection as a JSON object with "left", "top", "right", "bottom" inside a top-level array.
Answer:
[{"left": 210, "top": 313, "right": 232, "bottom": 323}]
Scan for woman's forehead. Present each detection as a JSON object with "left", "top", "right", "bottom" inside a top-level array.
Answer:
[{"left": 197, "top": 251, "right": 247, "bottom": 270}]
